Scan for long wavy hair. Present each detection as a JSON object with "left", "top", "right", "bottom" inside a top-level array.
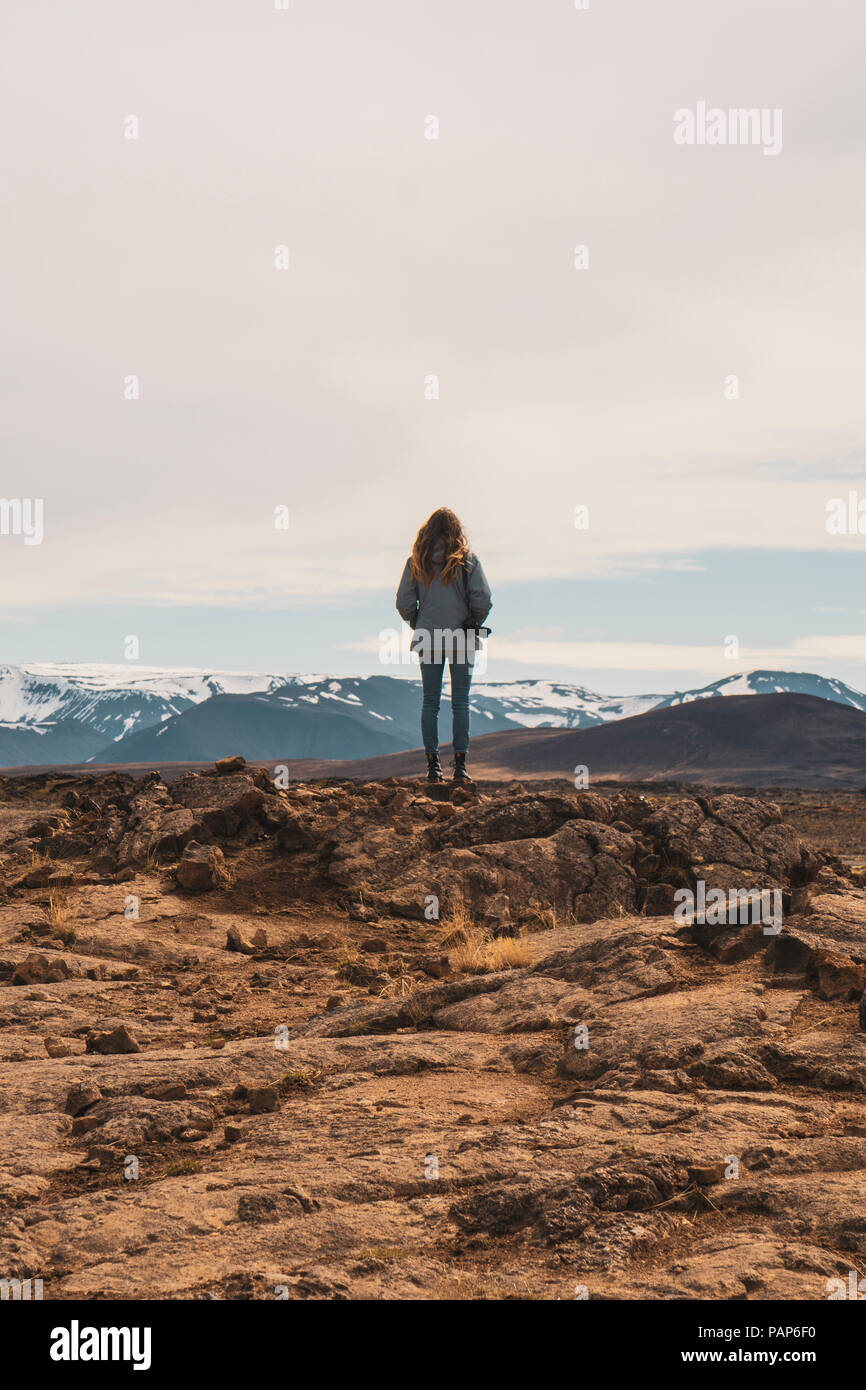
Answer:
[{"left": 410, "top": 507, "right": 470, "bottom": 587}]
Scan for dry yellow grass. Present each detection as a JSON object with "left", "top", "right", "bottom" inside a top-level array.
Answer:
[
  {"left": 521, "top": 906, "right": 558, "bottom": 934},
  {"left": 378, "top": 969, "right": 419, "bottom": 1000},
  {"left": 45, "top": 888, "right": 76, "bottom": 943},
  {"left": 440, "top": 896, "right": 476, "bottom": 948},
  {"left": 144, "top": 843, "right": 163, "bottom": 871},
  {"left": 445, "top": 920, "right": 531, "bottom": 975},
  {"left": 278, "top": 1068, "right": 323, "bottom": 1094}
]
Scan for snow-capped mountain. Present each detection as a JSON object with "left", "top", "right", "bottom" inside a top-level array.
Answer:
[
  {"left": 658, "top": 669, "right": 866, "bottom": 711},
  {"left": 0, "top": 663, "right": 308, "bottom": 740},
  {"left": 472, "top": 669, "right": 866, "bottom": 728},
  {"left": 470, "top": 681, "right": 663, "bottom": 729},
  {"left": 0, "top": 663, "right": 863, "bottom": 768}
]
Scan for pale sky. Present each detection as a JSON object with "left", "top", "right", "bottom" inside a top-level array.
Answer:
[{"left": 2, "top": 0, "right": 864, "bottom": 691}]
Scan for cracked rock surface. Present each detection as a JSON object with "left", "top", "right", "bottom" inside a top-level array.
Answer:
[{"left": 0, "top": 764, "right": 863, "bottom": 1300}]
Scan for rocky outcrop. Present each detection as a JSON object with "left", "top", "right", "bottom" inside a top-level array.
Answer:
[
  {"left": 7, "top": 766, "right": 281, "bottom": 874},
  {"left": 323, "top": 786, "right": 827, "bottom": 926},
  {"left": 0, "top": 769, "right": 863, "bottom": 1303},
  {"left": 1, "top": 770, "right": 834, "bottom": 929}
]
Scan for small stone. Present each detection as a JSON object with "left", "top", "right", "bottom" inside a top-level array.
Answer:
[
  {"left": 424, "top": 783, "right": 450, "bottom": 802},
  {"left": 360, "top": 936, "right": 388, "bottom": 954},
  {"left": 65, "top": 1080, "right": 102, "bottom": 1117},
  {"left": 419, "top": 954, "right": 451, "bottom": 979},
  {"left": 71, "top": 1114, "right": 103, "bottom": 1136},
  {"left": 237, "top": 1192, "right": 280, "bottom": 1223},
  {"left": 177, "top": 842, "right": 231, "bottom": 893},
  {"left": 337, "top": 959, "right": 387, "bottom": 986},
  {"left": 687, "top": 1161, "right": 728, "bottom": 1186},
  {"left": 44, "top": 1038, "right": 76, "bottom": 1058},
  {"left": 149, "top": 1084, "right": 186, "bottom": 1102},
  {"left": 11, "top": 954, "right": 73, "bottom": 986},
  {"left": 44, "top": 869, "right": 76, "bottom": 890},
  {"left": 248, "top": 1086, "right": 280, "bottom": 1114},
  {"left": 215, "top": 755, "right": 246, "bottom": 776},
  {"left": 224, "top": 1123, "right": 243, "bottom": 1144},
  {"left": 814, "top": 948, "right": 866, "bottom": 1002},
  {"left": 85, "top": 1024, "right": 141, "bottom": 1055},
  {"left": 226, "top": 926, "right": 256, "bottom": 955}
]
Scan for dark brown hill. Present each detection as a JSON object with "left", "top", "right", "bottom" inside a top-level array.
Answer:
[{"left": 280, "top": 692, "right": 866, "bottom": 789}]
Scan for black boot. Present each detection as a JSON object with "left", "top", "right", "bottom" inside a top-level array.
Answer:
[
  {"left": 453, "top": 751, "right": 473, "bottom": 783},
  {"left": 426, "top": 751, "right": 444, "bottom": 783}
]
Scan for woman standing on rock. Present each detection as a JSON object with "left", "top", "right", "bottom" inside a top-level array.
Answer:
[{"left": 396, "top": 507, "right": 492, "bottom": 784}]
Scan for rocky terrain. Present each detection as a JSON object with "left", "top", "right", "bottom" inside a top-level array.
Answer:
[{"left": 2, "top": 759, "right": 866, "bottom": 1300}]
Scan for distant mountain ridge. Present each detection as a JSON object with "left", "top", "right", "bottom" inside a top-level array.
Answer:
[{"left": 0, "top": 663, "right": 863, "bottom": 768}]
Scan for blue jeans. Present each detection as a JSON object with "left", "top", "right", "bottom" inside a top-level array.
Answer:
[{"left": 420, "top": 659, "right": 473, "bottom": 755}]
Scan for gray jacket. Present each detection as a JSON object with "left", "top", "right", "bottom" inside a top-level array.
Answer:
[{"left": 396, "top": 546, "right": 492, "bottom": 644}]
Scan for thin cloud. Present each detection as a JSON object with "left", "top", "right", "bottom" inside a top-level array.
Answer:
[{"left": 488, "top": 635, "right": 866, "bottom": 674}]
